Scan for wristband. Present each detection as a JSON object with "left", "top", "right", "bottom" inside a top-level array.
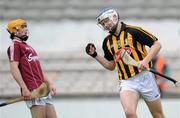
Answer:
[{"left": 91, "top": 52, "right": 97, "bottom": 58}]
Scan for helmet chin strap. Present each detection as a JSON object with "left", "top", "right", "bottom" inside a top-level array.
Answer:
[
  {"left": 16, "top": 35, "right": 29, "bottom": 41},
  {"left": 109, "top": 22, "right": 118, "bottom": 34},
  {"left": 20, "top": 35, "right": 29, "bottom": 41}
]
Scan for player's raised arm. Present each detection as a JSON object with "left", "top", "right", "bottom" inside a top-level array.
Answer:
[{"left": 85, "top": 43, "right": 115, "bottom": 70}]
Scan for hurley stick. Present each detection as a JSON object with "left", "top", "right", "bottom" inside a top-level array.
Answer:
[
  {"left": 0, "top": 83, "right": 49, "bottom": 107},
  {"left": 119, "top": 49, "right": 180, "bottom": 87}
]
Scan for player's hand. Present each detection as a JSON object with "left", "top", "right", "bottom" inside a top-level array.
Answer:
[
  {"left": 138, "top": 60, "right": 149, "bottom": 71},
  {"left": 22, "top": 87, "right": 32, "bottom": 100},
  {"left": 48, "top": 83, "right": 56, "bottom": 96},
  {"left": 85, "top": 43, "right": 97, "bottom": 58}
]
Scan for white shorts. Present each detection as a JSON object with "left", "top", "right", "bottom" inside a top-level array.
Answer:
[
  {"left": 25, "top": 93, "right": 53, "bottom": 108},
  {"left": 119, "top": 70, "right": 160, "bottom": 101}
]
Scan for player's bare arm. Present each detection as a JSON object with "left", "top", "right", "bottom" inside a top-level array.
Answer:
[
  {"left": 95, "top": 55, "right": 116, "bottom": 71},
  {"left": 85, "top": 43, "right": 116, "bottom": 70},
  {"left": 139, "top": 41, "right": 161, "bottom": 70},
  {"left": 10, "top": 62, "right": 31, "bottom": 100}
]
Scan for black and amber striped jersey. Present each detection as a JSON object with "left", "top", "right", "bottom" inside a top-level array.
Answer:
[{"left": 102, "top": 22, "right": 158, "bottom": 80}]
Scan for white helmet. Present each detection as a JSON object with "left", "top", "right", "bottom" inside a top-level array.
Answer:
[{"left": 96, "top": 8, "right": 119, "bottom": 31}]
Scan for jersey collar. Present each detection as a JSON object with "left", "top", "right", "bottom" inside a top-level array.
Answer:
[{"left": 12, "top": 37, "right": 26, "bottom": 44}]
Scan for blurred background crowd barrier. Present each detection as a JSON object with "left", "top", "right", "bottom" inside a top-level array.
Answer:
[
  {"left": 1, "top": 0, "right": 180, "bottom": 20},
  {"left": 1, "top": 0, "right": 180, "bottom": 99}
]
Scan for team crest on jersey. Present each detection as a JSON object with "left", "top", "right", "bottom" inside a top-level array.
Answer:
[
  {"left": 124, "top": 48, "right": 131, "bottom": 55},
  {"left": 115, "top": 47, "right": 132, "bottom": 62},
  {"left": 115, "top": 50, "right": 121, "bottom": 61}
]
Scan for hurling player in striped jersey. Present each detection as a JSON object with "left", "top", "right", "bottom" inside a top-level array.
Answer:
[{"left": 86, "top": 8, "right": 165, "bottom": 118}]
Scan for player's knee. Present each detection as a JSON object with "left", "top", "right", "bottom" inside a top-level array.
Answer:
[
  {"left": 124, "top": 108, "right": 137, "bottom": 118},
  {"left": 151, "top": 111, "right": 165, "bottom": 118}
]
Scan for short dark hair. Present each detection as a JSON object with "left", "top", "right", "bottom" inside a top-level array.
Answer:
[{"left": 10, "top": 33, "right": 15, "bottom": 40}]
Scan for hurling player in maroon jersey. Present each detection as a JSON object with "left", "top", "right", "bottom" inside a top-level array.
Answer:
[{"left": 7, "top": 19, "right": 57, "bottom": 118}]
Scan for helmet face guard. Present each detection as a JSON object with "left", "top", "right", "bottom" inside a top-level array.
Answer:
[{"left": 96, "top": 8, "right": 119, "bottom": 32}]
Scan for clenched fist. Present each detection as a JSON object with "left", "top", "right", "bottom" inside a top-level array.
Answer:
[{"left": 85, "top": 43, "right": 97, "bottom": 58}]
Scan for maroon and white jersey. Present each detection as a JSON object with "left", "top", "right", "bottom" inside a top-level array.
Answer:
[{"left": 7, "top": 38, "right": 44, "bottom": 91}]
